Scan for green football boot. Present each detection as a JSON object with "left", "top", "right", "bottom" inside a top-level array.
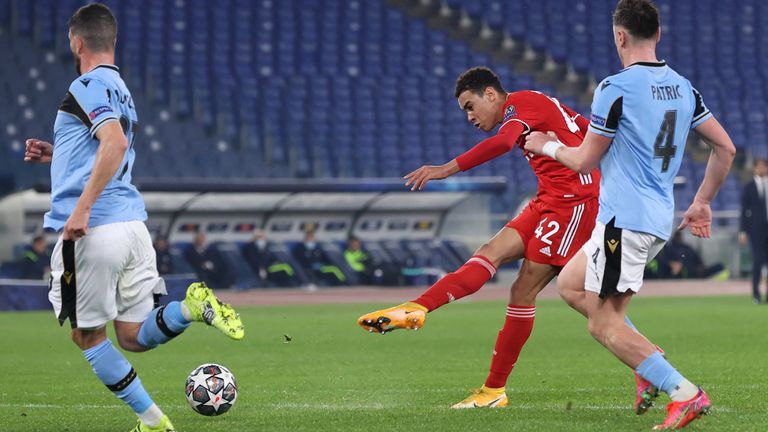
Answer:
[
  {"left": 183, "top": 282, "right": 245, "bottom": 340},
  {"left": 130, "top": 415, "right": 175, "bottom": 432}
]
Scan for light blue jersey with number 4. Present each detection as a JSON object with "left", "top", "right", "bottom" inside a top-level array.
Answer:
[
  {"left": 588, "top": 61, "right": 712, "bottom": 240},
  {"left": 45, "top": 65, "right": 146, "bottom": 231}
]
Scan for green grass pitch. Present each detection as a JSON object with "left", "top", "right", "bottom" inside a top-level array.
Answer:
[{"left": 1, "top": 295, "right": 766, "bottom": 431}]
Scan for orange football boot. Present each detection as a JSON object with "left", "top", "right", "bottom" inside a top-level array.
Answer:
[{"left": 357, "top": 302, "right": 427, "bottom": 334}]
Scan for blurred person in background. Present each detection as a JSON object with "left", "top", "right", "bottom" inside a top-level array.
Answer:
[
  {"left": 243, "top": 229, "right": 297, "bottom": 287},
  {"left": 344, "top": 235, "right": 372, "bottom": 284},
  {"left": 657, "top": 231, "right": 726, "bottom": 280},
  {"left": 739, "top": 158, "right": 768, "bottom": 304},
  {"left": 185, "top": 232, "right": 231, "bottom": 288},
  {"left": 20, "top": 234, "right": 51, "bottom": 280},
  {"left": 153, "top": 235, "right": 173, "bottom": 275},
  {"left": 293, "top": 228, "right": 344, "bottom": 287}
]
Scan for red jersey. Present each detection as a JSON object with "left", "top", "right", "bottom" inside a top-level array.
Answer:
[{"left": 456, "top": 90, "right": 600, "bottom": 207}]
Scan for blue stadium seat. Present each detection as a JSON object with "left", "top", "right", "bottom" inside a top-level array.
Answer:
[
  {"left": 170, "top": 245, "right": 195, "bottom": 275},
  {"left": 211, "top": 242, "right": 258, "bottom": 290},
  {"left": 0, "top": 0, "right": 758, "bottom": 216}
]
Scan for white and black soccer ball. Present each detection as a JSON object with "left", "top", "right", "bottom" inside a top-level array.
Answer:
[{"left": 185, "top": 363, "right": 238, "bottom": 416}]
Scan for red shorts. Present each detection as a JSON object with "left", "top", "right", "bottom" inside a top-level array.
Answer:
[{"left": 506, "top": 198, "right": 598, "bottom": 267}]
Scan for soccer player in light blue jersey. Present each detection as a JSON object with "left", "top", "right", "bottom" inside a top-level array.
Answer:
[
  {"left": 524, "top": 0, "right": 735, "bottom": 429},
  {"left": 23, "top": 4, "right": 244, "bottom": 431}
]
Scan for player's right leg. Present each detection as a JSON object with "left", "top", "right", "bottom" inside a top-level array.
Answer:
[
  {"left": 113, "top": 222, "right": 243, "bottom": 352},
  {"left": 120, "top": 281, "right": 244, "bottom": 351},
  {"left": 182, "top": 281, "right": 245, "bottom": 339},
  {"left": 357, "top": 226, "right": 525, "bottom": 334},
  {"left": 454, "top": 199, "right": 592, "bottom": 408}
]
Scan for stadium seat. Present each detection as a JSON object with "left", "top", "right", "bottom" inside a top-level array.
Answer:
[
  {"left": 0, "top": 0, "right": 752, "bottom": 287},
  {"left": 210, "top": 242, "right": 259, "bottom": 290}
]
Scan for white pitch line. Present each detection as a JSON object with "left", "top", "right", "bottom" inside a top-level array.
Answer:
[
  {"left": 0, "top": 402, "right": 734, "bottom": 413},
  {"left": 0, "top": 403, "right": 187, "bottom": 410}
]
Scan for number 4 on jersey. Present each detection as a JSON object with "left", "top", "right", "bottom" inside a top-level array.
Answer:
[{"left": 654, "top": 110, "right": 677, "bottom": 173}]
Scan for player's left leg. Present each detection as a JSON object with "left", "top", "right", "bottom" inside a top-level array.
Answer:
[
  {"left": 72, "top": 326, "right": 175, "bottom": 432},
  {"left": 452, "top": 259, "right": 557, "bottom": 409},
  {"left": 411, "top": 226, "right": 526, "bottom": 311},
  {"left": 575, "top": 222, "right": 710, "bottom": 429},
  {"left": 584, "top": 292, "right": 710, "bottom": 429},
  {"left": 559, "top": 251, "right": 652, "bottom": 342},
  {"left": 560, "top": 220, "right": 665, "bottom": 414}
]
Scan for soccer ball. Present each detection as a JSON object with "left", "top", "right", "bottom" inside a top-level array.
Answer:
[{"left": 185, "top": 363, "right": 238, "bottom": 416}]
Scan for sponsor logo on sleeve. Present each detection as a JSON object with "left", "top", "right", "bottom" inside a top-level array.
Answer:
[
  {"left": 88, "top": 105, "right": 113, "bottom": 120},
  {"left": 503, "top": 104, "right": 517, "bottom": 121},
  {"left": 590, "top": 113, "right": 607, "bottom": 126}
]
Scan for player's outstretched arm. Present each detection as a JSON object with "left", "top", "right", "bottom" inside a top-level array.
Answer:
[
  {"left": 524, "top": 130, "right": 611, "bottom": 174},
  {"left": 404, "top": 123, "right": 522, "bottom": 191},
  {"left": 24, "top": 138, "right": 53, "bottom": 163},
  {"left": 404, "top": 160, "right": 460, "bottom": 191},
  {"left": 62, "top": 121, "right": 128, "bottom": 241},
  {"left": 678, "top": 117, "right": 736, "bottom": 238}
]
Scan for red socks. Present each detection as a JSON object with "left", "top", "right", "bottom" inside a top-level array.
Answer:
[
  {"left": 411, "top": 257, "right": 534, "bottom": 389},
  {"left": 484, "top": 304, "right": 536, "bottom": 389},
  {"left": 412, "top": 255, "right": 496, "bottom": 311}
]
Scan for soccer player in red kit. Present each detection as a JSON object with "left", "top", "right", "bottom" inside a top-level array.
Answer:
[{"left": 358, "top": 67, "right": 652, "bottom": 410}]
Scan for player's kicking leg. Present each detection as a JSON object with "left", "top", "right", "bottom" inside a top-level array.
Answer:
[
  {"left": 111, "top": 282, "right": 244, "bottom": 431},
  {"left": 452, "top": 259, "right": 557, "bottom": 408},
  {"left": 143, "top": 281, "right": 245, "bottom": 342},
  {"left": 357, "top": 226, "right": 524, "bottom": 333},
  {"left": 116, "top": 282, "right": 245, "bottom": 353}
]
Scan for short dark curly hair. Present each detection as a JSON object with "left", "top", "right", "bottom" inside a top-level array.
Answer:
[
  {"left": 454, "top": 67, "right": 505, "bottom": 98},
  {"left": 613, "top": 0, "right": 660, "bottom": 40},
  {"left": 69, "top": 3, "right": 117, "bottom": 52}
]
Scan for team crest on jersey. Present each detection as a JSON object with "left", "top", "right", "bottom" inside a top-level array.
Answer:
[
  {"left": 590, "top": 113, "right": 606, "bottom": 126},
  {"left": 503, "top": 104, "right": 517, "bottom": 121},
  {"left": 89, "top": 105, "right": 113, "bottom": 120}
]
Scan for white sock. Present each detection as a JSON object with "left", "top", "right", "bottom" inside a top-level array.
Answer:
[
  {"left": 138, "top": 403, "right": 164, "bottom": 427},
  {"left": 180, "top": 302, "right": 193, "bottom": 321},
  {"left": 669, "top": 379, "right": 699, "bottom": 402}
]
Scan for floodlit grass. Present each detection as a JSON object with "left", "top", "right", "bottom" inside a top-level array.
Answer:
[{"left": 1, "top": 296, "right": 765, "bottom": 431}]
